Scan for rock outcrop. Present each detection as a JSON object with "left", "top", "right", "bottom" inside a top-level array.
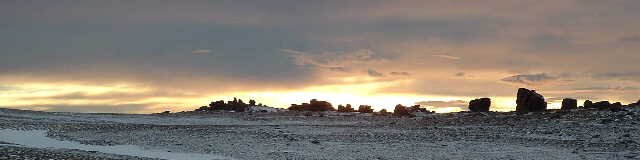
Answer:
[
  {"left": 610, "top": 102, "right": 624, "bottom": 111},
  {"left": 628, "top": 99, "right": 640, "bottom": 107},
  {"left": 586, "top": 101, "right": 611, "bottom": 109},
  {"left": 337, "top": 104, "right": 356, "bottom": 112},
  {"left": 393, "top": 104, "right": 411, "bottom": 117},
  {"left": 583, "top": 100, "right": 628, "bottom": 111},
  {"left": 289, "top": 99, "right": 335, "bottom": 111},
  {"left": 469, "top": 98, "right": 491, "bottom": 112},
  {"left": 561, "top": 98, "right": 578, "bottom": 110},
  {"left": 583, "top": 100, "right": 593, "bottom": 109},
  {"left": 357, "top": 105, "right": 374, "bottom": 113},
  {"left": 515, "top": 88, "right": 547, "bottom": 112}
]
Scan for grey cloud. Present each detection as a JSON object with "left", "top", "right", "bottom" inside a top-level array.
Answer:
[
  {"left": 431, "top": 54, "right": 461, "bottom": 60},
  {"left": 573, "top": 86, "right": 640, "bottom": 91},
  {"left": 389, "top": 72, "right": 411, "bottom": 76},
  {"left": 593, "top": 72, "right": 640, "bottom": 81},
  {"left": 455, "top": 72, "right": 465, "bottom": 77},
  {"left": 0, "top": 23, "right": 319, "bottom": 91},
  {"left": 526, "top": 33, "right": 572, "bottom": 52},
  {"left": 317, "top": 16, "right": 504, "bottom": 46},
  {"left": 281, "top": 48, "right": 390, "bottom": 68},
  {"left": 328, "top": 67, "right": 351, "bottom": 72},
  {"left": 367, "top": 69, "right": 384, "bottom": 77},
  {"left": 501, "top": 73, "right": 556, "bottom": 85},
  {"left": 191, "top": 49, "right": 212, "bottom": 54},
  {"left": 619, "top": 35, "right": 640, "bottom": 42}
]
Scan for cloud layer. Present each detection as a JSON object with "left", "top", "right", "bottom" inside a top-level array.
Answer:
[{"left": 1, "top": 0, "right": 640, "bottom": 112}]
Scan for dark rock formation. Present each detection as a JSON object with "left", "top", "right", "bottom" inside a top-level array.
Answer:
[
  {"left": 337, "top": 104, "right": 355, "bottom": 112},
  {"left": 289, "top": 99, "right": 335, "bottom": 111},
  {"left": 629, "top": 99, "right": 640, "bottom": 107},
  {"left": 374, "top": 108, "right": 391, "bottom": 116},
  {"left": 195, "top": 97, "right": 256, "bottom": 112},
  {"left": 584, "top": 100, "right": 627, "bottom": 111},
  {"left": 468, "top": 98, "right": 491, "bottom": 112},
  {"left": 591, "top": 101, "right": 611, "bottom": 110},
  {"left": 408, "top": 105, "right": 432, "bottom": 113},
  {"left": 393, "top": 104, "right": 411, "bottom": 117},
  {"left": 561, "top": 98, "right": 578, "bottom": 110},
  {"left": 584, "top": 100, "right": 594, "bottom": 109},
  {"left": 393, "top": 104, "right": 434, "bottom": 117},
  {"left": 610, "top": 102, "right": 624, "bottom": 112},
  {"left": 515, "top": 88, "right": 547, "bottom": 112},
  {"left": 357, "top": 105, "right": 374, "bottom": 113}
]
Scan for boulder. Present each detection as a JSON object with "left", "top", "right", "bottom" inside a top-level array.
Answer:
[
  {"left": 592, "top": 101, "right": 611, "bottom": 110},
  {"left": 629, "top": 99, "right": 640, "bottom": 107},
  {"left": 515, "top": 88, "right": 547, "bottom": 112},
  {"left": 469, "top": 98, "right": 491, "bottom": 112},
  {"left": 288, "top": 99, "right": 335, "bottom": 111},
  {"left": 357, "top": 105, "right": 374, "bottom": 113},
  {"left": 610, "top": 102, "right": 624, "bottom": 112},
  {"left": 560, "top": 98, "right": 578, "bottom": 110},
  {"left": 584, "top": 100, "right": 594, "bottom": 109},
  {"left": 393, "top": 104, "right": 411, "bottom": 117},
  {"left": 584, "top": 101, "right": 627, "bottom": 111}
]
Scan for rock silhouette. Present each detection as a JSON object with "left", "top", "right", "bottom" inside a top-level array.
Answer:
[
  {"left": 610, "top": 102, "right": 624, "bottom": 111},
  {"left": 561, "top": 98, "right": 578, "bottom": 110},
  {"left": 583, "top": 100, "right": 625, "bottom": 111},
  {"left": 378, "top": 108, "right": 390, "bottom": 115},
  {"left": 515, "top": 88, "right": 547, "bottom": 112},
  {"left": 195, "top": 98, "right": 265, "bottom": 112},
  {"left": 408, "top": 105, "right": 432, "bottom": 113},
  {"left": 468, "top": 98, "right": 491, "bottom": 112},
  {"left": 357, "top": 105, "right": 374, "bottom": 113},
  {"left": 630, "top": 100, "right": 640, "bottom": 107},
  {"left": 393, "top": 104, "right": 434, "bottom": 116},
  {"left": 337, "top": 104, "right": 356, "bottom": 112},
  {"left": 393, "top": 104, "right": 411, "bottom": 117},
  {"left": 583, "top": 100, "right": 593, "bottom": 109},
  {"left": 289, "top": 99, "right": 335, "bottom": 111},
  {"left": 589, "top": 101, "right": 611, "bottom": 110}
]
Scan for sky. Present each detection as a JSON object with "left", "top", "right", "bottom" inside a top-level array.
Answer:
[{"left": 1, "top": 0, "right": 640, "bottom": 113}]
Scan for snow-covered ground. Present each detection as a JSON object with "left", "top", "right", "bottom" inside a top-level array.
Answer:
[
  {"left": 0, "top": 129, "right": 230, "bottom": 160},
  {"left": 0, "top": 108, "right": 638, "bottom": 159}
]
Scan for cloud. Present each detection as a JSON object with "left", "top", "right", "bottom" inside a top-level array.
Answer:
[
  {"left": 619, "top": 35, "right": 640, "bottom": 42},
  {"left": 191, "top": 49, "right": 212, "bottom": 54},
  {"left": 328, "top": 67, "right": 351, "bottom": 72},
  {"left": 0, "top": 85, "right": 13, "bottom": 91},
  {"left": 501, "top": 73, "right": 557, "bottom": 85},
  {"left": 525, "top": 33, "right": 573, "bottom": 52},
  {"left": 416, "top": 100, "right": 468, "bottom": 111},
  {"left": 280, "top": 48, "right": 390, "bottom": 72},
  {"left": 431, "top": 54, "right": 461, "bottom": 60},
  {"left": 389, "top": 72, "right": 410, "bottom": 76},
  {"left": 455, "top": 72, "right": 465, "bottom": 77},
  {"left": 367, "top": 69, "right": 384, "bottom": 77},
  {"left": 281, "top": 49, "right": 341, "bottom": 67},
  {"left": 572, "top": 86, "right": 640, "bottom": 91},
  {"left": 593, "top": 72, "right": 640, "bottom": 81}
]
